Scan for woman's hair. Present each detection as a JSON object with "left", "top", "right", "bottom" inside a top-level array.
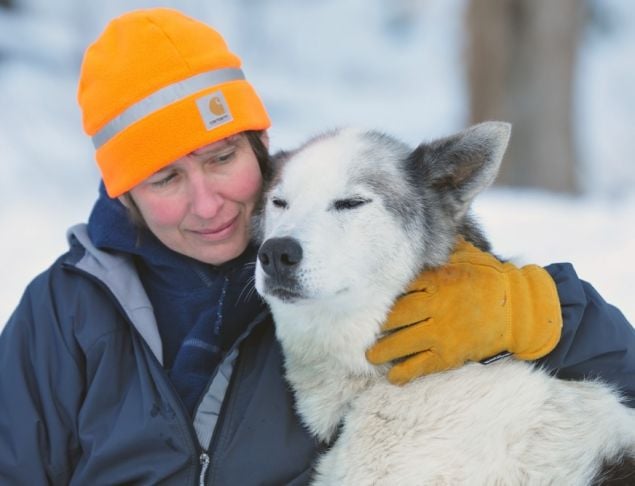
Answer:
[
  {"left": 245, "top": 130, "right": 272, "bottom": 180},
  {"left": 121, "top": 130, "right": 271, "bottom": 229}
]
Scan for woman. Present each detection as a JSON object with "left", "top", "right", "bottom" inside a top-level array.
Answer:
[{"left": 1, "top": 8, "right": 633, "bottom": 485}]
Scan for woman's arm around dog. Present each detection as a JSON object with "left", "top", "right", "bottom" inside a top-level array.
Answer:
[{"left": 538, "top": 263, "right": 635, "bottom": 407}]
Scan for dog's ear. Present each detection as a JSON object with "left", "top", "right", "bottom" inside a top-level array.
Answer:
[
  {"left": 262, "top": 149, "right": 290, "bottom": 182},
  {"left": 410, "top": 121, "right": 511, "bottom": 220},
  {"left": 271, "top": 149, "right": 291, "bottom": 165}
]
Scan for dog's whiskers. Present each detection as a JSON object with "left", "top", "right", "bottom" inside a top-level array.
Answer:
[{"left": 236, "top": 273, "right": 262, "bottom": 305}]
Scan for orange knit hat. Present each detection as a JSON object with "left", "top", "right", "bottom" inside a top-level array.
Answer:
[{"left": 78, "top": 8, "right": 271, "bottom": 197}]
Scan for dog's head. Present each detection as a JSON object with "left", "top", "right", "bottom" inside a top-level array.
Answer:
[{"left": 254, "top": 122, "right": 510, "bottom": 314}]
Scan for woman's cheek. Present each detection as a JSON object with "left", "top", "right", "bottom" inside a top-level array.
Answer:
[
  {"left": 231, "top": 167, "right": 263, "bottom": 203},
  {"left": 143, "top": 198, "right": 188, "bottom": 228}
]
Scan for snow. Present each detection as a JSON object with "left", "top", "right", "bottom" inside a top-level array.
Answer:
[{"left": 1, "top": 0, "right": 634, "bottom": 327}]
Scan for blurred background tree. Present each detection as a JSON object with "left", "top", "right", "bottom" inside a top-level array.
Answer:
[{"left": 467, "top": 0, "right": 584, "bottom": 193}]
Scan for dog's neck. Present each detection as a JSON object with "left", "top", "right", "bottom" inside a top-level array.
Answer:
[{"left": 269, "top": 292, "right": 395, "bottom": 442}]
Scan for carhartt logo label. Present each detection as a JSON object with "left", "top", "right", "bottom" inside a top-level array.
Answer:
[
  {"left": 208, "top": 96, "right": 226, "bottom": 116},
  {"left": 196, "top": 91, "right": 232, "bottom": 130}
]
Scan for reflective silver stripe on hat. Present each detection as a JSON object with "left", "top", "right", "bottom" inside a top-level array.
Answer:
[{"left": 92, "top": 67, "right": 245, "bottom": 149}]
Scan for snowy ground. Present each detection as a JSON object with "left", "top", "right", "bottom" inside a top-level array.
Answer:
[{"left": 1, "top": 0, "right": 634, "bottom": 326}]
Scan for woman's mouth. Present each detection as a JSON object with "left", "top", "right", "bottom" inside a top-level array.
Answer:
[{"left": 190, "top": 215, "right": 238, "bottom": 241}]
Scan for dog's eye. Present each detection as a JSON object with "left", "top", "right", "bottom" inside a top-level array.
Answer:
[
  {"left": 271, "top": 197, "right": 288, "bottom": 209},
  {"left": 333, "top": 198, "right": 371, "bottom": 211}
]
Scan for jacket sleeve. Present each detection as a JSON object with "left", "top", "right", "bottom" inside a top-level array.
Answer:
[
  {"left": 537, "top": 263, "right": 635, "bottom": 407},
  {"left": 0, "top": 270, "right": 83, "bottom": 484}
]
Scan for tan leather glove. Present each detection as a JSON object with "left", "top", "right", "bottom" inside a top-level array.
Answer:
[{"left": 366, "top": 238, "right": 563, "bottom": 385}]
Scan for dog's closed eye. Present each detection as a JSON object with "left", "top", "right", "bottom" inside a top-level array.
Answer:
[
  {"left": 332, "top": 198, "right": 372, "bottom": 211},
  {"left": 271, "top": 197, "right": 288, "bottom": 209}
]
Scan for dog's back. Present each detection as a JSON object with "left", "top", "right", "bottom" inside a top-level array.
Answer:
[{"left": 254, "top": 123, "right": 635, "bottom": 485}]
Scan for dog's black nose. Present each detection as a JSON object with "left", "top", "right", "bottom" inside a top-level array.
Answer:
[{"left": 258, "top": 237, "right": 303, "bottom": 277}]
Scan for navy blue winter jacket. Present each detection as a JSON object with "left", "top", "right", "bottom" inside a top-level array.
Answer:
[{"left": 0, "top": 225, "right": 634, "bottom": 484}]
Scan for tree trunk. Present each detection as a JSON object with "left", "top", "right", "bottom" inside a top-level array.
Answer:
[{"left": 467, "top": 0, "right": 583, "bottom": 193}]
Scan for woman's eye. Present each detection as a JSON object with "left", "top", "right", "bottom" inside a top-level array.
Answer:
[
  {"left": 333, "top": 198, "right": 371, "bottom": 211},
  {"left": 151, "top": 173, "right": 176, "bottom": 187},
  {"left": 272, "top": 197, "right": 288, "bottom": 209},
  {"left": 214, "top": 150, "right": 236, "bottom": 164}
]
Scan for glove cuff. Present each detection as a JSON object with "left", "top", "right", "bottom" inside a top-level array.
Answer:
[{"left": 506, "top": 264, "right": 563, "bottom": 360}]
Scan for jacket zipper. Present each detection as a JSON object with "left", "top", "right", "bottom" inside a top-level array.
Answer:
[
  {"left": 136, "top": 338, "right": 216, "bottom": 486},
  {"left": 199, "top": 452, "right": 210, "bottom": 486},
  {"left": 202, "top": 337, "right": 251, "bottom": 485},
  {"left": 124, "top": 324, "right": 215, "bottom": 485}
]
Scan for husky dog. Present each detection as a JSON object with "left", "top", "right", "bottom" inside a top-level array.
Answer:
[{"left": 253, "top": 122, "right": 635, "bottom": 485}]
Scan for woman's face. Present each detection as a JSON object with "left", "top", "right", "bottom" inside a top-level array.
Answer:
[{"left": 123, "top": 134, "right": 265, "bottom": 265}]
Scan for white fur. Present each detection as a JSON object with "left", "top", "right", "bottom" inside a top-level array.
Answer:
[
  {"left": 255, "top": 125, "right": 635, "bottom": 485},
  {"left": 313, "top": 360, "right": 634, "bottom": 485}
]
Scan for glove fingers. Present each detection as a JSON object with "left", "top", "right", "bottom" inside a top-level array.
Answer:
[
  {"left": 387, "top": 351, "right": 453, "bottom": 385},
  {"left": 366, "top": 321, "right": 437, "bottom": 364},
  {"left": 382, "top": 291, "right": 438, "bottom": 331}
]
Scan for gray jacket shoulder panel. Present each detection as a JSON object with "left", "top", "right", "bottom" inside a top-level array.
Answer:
[{"left": 67, "top": 223, "right": 164, "bottom": 363}]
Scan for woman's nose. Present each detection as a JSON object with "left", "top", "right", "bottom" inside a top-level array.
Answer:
[{"left": 189, "top": 176, "right": 224, "bottom": 219}]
